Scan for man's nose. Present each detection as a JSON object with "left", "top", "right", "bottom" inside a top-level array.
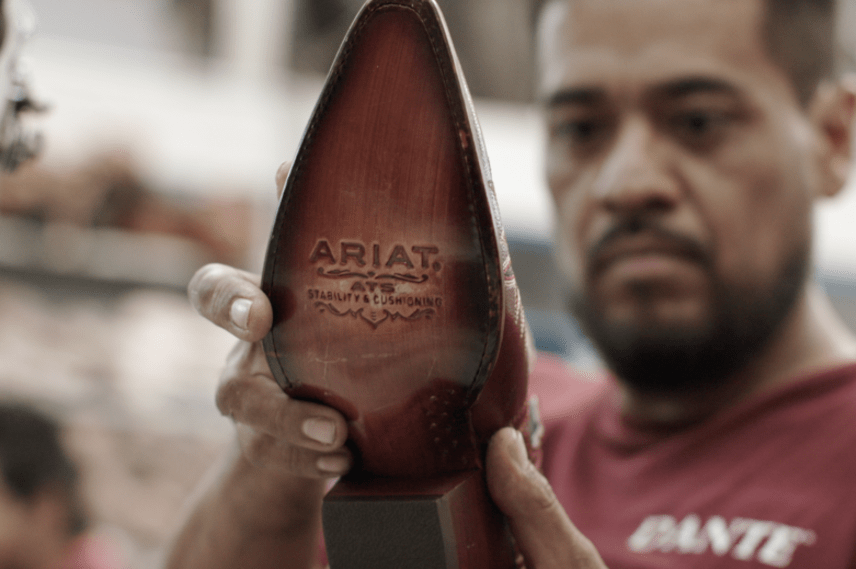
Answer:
[{"left": 592, "top": 118, "right": 680, "bottom": 214}]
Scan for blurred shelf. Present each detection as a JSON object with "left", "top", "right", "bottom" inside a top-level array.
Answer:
[{"left": 0, "top": 214, "right": 214, "bottom": 291}]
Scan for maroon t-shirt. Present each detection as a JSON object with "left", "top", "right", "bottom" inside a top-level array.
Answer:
[{"left": 532, "top": 355, "right": 856, "bottom": 568}]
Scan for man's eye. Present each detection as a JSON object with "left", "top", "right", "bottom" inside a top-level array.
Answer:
[
  {"left": 669, "top": 110, "right": 731, "bottom": 144},
  {"left": 552, "top": 119, "right": 607, "bottom": 147},
  {"left": 683, "top": 113, "right": 714, "bottom": 132}
]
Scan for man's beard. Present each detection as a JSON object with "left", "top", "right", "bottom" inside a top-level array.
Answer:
[{"left": 567, "top": 222, "right": 810, "bottom": 397}]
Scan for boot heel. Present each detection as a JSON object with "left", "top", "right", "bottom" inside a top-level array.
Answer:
[{"left": 323, "top": 471, "right": 515, "bottom": 569}]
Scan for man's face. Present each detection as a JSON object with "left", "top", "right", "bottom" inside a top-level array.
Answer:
[
  {"left": 0, "top": 476, "right": 33, "bottom": 568},
  {"left": 540, "top": 0, "right": 826, "bottom": 391},
  {"left": 0, "top": 475, "right": 72, "bottom": 569}
]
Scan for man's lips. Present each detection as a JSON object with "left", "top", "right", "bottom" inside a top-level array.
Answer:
[{"left": 588, "top": 231, "right": 709, "bottom": 279}]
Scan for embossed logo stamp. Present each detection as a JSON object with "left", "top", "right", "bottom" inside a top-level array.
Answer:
[{"left": 307, "top": 239, "right": 444, "bottom": 329}]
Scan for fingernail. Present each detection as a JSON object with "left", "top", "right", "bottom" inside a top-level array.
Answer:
[
  {"left": 303, "top": 418, "right": 337, "bottom": 445},
  {"left": 509, "top": 429, "right": 529, "bottom": 467},
  {"left": 230, "top": 298, "right": 252, "bottom": 330},
  {"left": 317, "top": 454, "right": 350, "bottom": 474}
]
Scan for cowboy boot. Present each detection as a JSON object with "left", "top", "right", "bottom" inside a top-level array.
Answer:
[{"left": 261, "top": 1, "right": 537, "bottom": 567}]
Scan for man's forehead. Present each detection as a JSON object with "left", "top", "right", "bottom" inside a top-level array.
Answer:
[
  {"left": 537, "top": 0, "right": 783, "bottom": 100},
  {"left": 540, "top": 0, "right": 764, "bottom": 47}
]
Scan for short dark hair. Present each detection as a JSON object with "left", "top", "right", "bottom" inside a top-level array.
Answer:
[
  {"left": 0, "top": 403, "right": 88, "bottom": 535},
  {"left": 764, "top": 0, "right": 836, "bottom": 106},
  {"left": 534, "top": 0, "right": 839, "bottom": 106}
]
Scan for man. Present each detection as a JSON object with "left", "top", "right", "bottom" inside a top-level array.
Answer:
[
  {"left": 0, "top": 402, "right": 111, "bottom": 569},
  {"left": 167, "top": 0, "right": 856, "bottom": 567}
]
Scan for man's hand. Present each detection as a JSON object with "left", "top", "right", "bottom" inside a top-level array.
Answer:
[
  {"left": 188, "top": 263, "right": 352, "bottom": 479},
  {"left": 187, "top": 160, "right": 351, "bottom": 480},
  {"left": 487, "top": 428, "right": 608, "bottom": 569},
  {"left": 164, "top": 163, "right": 346, "bottom": 569}
]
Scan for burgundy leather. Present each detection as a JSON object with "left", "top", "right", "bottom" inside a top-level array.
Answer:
[{"left": 262, "top": 0, "right": 534, "bottom": 479}]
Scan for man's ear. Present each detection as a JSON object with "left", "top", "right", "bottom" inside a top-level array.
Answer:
[{"left": 809, "top": 76, "right": 856, "bottom": 199}]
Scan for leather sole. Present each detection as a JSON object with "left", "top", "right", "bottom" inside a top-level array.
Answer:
[{"left": 262, "top": 0, "right": 505, "bottom": 477}]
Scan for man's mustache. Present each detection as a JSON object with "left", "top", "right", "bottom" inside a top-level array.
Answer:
[{"left": 586, "top": 216, "right": 711, "bottom": 273}]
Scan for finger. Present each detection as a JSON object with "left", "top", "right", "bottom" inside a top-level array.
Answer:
[
  {"left": 217, "top": 359, "right": 349, "bottom": 452},
  {"left": 487, "top": 428, "right": 606, "bottom": 569},
  {"left": 188, "top": 263, "right": 273, "bottom": 342},
  {"left": 276, "top": 161, "right": 292, "bottom": 199},
  {"left": 235, "top": 423, "right": 352, "bottom": 479}
]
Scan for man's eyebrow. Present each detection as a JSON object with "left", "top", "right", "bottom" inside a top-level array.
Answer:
[
  {"left": 543, "top": 87, "right": 607, "bottom": 108},
  {"left": 542, "top": 78, "right": 740, "bottom": 108},
  {"left": 652, "top": 77, "right": 741, "bottom": 99}
]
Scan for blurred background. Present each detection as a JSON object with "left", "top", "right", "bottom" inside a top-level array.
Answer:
[{"left": 0, "top": 0, "right": 854, "bottom": 565}]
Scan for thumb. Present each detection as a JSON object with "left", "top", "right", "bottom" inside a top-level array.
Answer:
[{"left": 486, "top": 428, "right": 607, "bottom": 569}]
